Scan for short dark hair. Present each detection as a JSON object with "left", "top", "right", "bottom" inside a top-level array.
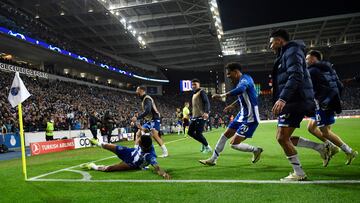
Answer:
[
  {"left": 225, "top": 62, "right": 242, "bottom": 72},
  {"left": 270, "top": 29, "right": 290, "bottom": 41},
  {"left": 140, "top": 135, "right": 152, "bottom": 152},
  {"left": 191, "top": 78, "right": 200, "bottom": 83},
  {"left": 137, "top": 86, "right": 146, "bottom": 92},
  {"left": 307, "top": 50, "right": 323, "bottom": 61}
]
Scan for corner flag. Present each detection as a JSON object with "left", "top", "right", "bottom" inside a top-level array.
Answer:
[
  {"left": 8, "top": 72, "right": 31, "bottom": 107},
  {"left": 8, "top": 72, "right": 31, "bottom": 180}
]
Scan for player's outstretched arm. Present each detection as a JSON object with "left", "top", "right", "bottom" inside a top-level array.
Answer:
[
  {"left": 152, "top": 164, "right": 171, "bottom": 179},
  {"left": 213, "top": 80, "right": 247, "bottom": 100},
  {"left": 223, "top": 100, "right": 238, "bottom": 112}
]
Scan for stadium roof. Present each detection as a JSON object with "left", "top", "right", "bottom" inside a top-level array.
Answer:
[
  {"left": 221, "top": 12, "right": 360, "bottom": 71},
  {"left": 219, "top": 0, "right": 360, "bottom": 31},
  {"left": 2, "top": 0, "right": 360, "bottom": 72},
  {"left": 4, "top": 0, "right": 223, "bottom": 71}
]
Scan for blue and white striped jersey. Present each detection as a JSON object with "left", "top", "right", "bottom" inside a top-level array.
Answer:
[{"left": 229, "top": 74, "right": 260, "bottom": 123}]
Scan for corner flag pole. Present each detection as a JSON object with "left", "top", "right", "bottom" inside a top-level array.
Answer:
[
  {"left": 8, "top": 72, "right": 31, "bottom": 181},
  {"left": 18, "top": 103, "right": 28, "bottom": 180}
]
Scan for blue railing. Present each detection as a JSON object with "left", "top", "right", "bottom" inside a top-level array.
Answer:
[{"left": 0, "top": 26, "right": 169, "bottom": 83}]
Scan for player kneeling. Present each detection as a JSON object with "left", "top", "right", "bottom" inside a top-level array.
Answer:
[{"left": 80, "top": 135, "right": 170, "bottom": 179}]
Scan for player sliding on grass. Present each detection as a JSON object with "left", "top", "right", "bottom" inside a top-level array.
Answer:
[
  {"left": 199, "top": 62, "right": 263, "bottom": 166},
  {"left": 80, "top": 135, "right": 171, "bottom": 179}
]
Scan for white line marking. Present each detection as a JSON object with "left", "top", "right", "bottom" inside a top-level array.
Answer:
[
  {"left": 28, "top": 155, "right": 116, "bottom": 180},
  {"left": 28, "top": 179, "right": 360, "bottom": 184},
  {"left": 65, "top": 169, "right": 92, "bottom": 181},
  {"left": 29, "top": 137, "right": 187, "bottom": 180},
  {"left": 162, "top": 137, "right": 187, "bottom": 144}
]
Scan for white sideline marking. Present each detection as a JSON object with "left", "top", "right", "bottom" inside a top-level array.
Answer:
[
  {"left": 29, "top": 137, "right": 188, "bottom": 181},
  {"left": 28, "top": 179, "right": 360, "bottom": 184},
  {"left": 259, "top": 117, "right": 359, "bottom": 123}
]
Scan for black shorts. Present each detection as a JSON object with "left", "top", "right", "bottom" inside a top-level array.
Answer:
[
  {"left": 277, "top": 112, "right": 304, "bottom": 128},
  {"left": 183, "top": 118, "right": 190, "bottom": 127}
]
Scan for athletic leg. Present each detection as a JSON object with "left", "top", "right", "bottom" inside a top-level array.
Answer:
[
  {"left": 230, "top": 123, "right": 262, "bottom": 163},
  {"left": 199, "top": 127, "right": 236, "bottom": 165}
]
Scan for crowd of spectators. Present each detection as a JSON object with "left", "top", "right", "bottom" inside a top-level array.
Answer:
[
  {"left": 1, "top": 70, "right": 135, "bottom": 133},
  {"left": 1, "top": 1, "right": 359, "bottom": 137},
  {"left": 1, "top": 68, "right": 359, "bottom": 135},
  {"left": 0, "top": 1, "right": 166, "bottom": 79},
  {"left": 341, "top": 86, "right": 360, "bottom": 111},
  {"left": 0, "top": 69, "right": 227, "bottom": 134},
  {"left": 0, "top": 57, "right": 139, "bottom": 92}
]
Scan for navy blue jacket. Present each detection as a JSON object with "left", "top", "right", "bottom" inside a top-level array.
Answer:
[
  {"left": 272, "top": 40, "right": 315, "bottom": 115},
  {"left": 308, "top": 61, "right": 343, "bottom": 114}
]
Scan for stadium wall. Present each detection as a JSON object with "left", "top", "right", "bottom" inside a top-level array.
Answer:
[
  {"left": 0, "top": 64, "right": 134, "bottom": 94},
  {"left": 24, "top": 128, "right": 123, "bottom": 147}
]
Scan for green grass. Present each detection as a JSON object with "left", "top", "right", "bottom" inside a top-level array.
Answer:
[{"left": 1, "top": 118, "right": 360, "bottom": 202}]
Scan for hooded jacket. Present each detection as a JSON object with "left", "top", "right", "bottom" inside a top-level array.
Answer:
[
  {"left": 308, "top": 61, "right": 343, "bottom": 114},
  {"left": 272, "top": 40, "right": 315, "bottom": 115}
]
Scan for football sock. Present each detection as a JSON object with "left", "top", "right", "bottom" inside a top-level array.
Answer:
[
  {"left": 340, "top": 144, "right": 353, "bottom": 154},
  {"left": 210, "top": 133, "right": 228, "bottom": 162},
  {"left": 89, "top": 163, "right": 99, "bottom": 170},
  {"left": 297, "top": 137, "right": 324, "bottom": 152},
  {"left": 287, "top": 154, "right": 305, "bottom": 176},
  {"left": 161, "top": 145, "right": 168, "bottom": 154},
  {"left": 231, "top": 143, "right": 257, "bottom": 152}
]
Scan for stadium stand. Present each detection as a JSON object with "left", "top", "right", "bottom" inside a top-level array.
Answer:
[
  {"left": 1, "top": 66, "right": 359, "bottom": 134},
  {"left": 0, "top": 67, "right": 226, "bottom": 133},
  {"left": 0, "top": 1, "right": 166, "bottom": 79}
]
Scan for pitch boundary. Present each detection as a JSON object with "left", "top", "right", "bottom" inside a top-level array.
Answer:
[{"left": 28, "top": 178, "right": 360, "bottom": 184}]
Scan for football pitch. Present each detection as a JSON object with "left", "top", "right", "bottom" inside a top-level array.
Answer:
[{"left": 1, "top": 118, "right": 360, "bottom": 202}]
